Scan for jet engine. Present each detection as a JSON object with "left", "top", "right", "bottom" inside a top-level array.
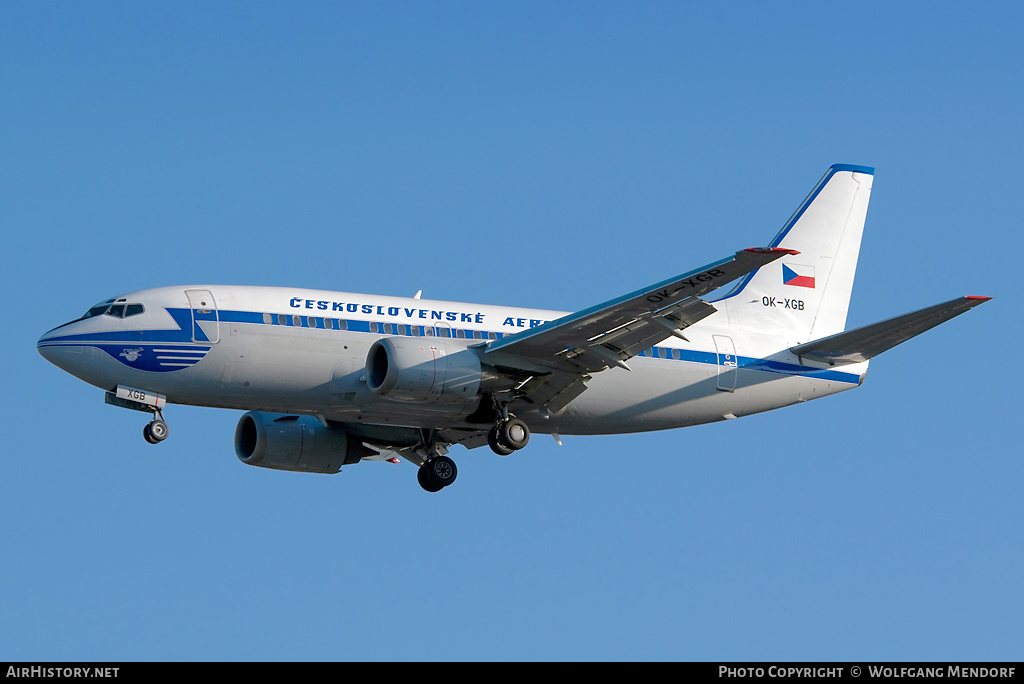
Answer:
[
  {"left": 365, "top": 337, "right": 482, "bottom": 403},
  {"left": 234, "top": 411, "right": 365, "bottom": 474}
]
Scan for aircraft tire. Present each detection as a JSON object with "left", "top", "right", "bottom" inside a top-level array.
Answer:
[
  {"left": 488, "top": 427, "right": 515, "bottom": 456},
  {"left": 428, "top": 456, "right": 457, "bottom": 487},
  {"left": 417, "top": 463, "right": 445, "bottom": 492},
  {"left": 143, "top": 423, "right": 158, "bottom": 444},
  {"left": 148, "top": 420, "right": 169, "bottom": 442},
  {"left": 499, "top": 418, "right": 530, "bottom": 451}
]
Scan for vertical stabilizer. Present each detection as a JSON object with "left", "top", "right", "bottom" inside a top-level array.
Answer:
[{"left": 713, "top": 165, "right": 874, "bottom": 344}]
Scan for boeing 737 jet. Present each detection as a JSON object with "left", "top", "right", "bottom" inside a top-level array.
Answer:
[{"left": 38, "top": 165, "right": 990, "bottom": 491}]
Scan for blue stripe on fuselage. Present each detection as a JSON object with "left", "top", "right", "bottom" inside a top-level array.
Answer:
[{"left": 39, "top": 306, "right": 863, "bottom": 384}]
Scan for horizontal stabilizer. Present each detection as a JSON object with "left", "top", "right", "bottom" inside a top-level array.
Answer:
[{"left": 790, "top": 296, "right": 991, "bottom": 366}]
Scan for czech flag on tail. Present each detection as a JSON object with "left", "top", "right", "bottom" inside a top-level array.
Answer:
[{"left": 783, "top": 264, "right": 815, "bottom": 288}]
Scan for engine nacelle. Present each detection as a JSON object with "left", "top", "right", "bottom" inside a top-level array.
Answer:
[
  {"left": 234, "top": 411, "right": 363, "bottom": 474},
  {"left": 365, "top": 336, "right": 482, "bottom": 403}
]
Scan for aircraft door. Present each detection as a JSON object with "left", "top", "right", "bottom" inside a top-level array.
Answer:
[
  {"left": 185, "top": 289, "right": 220, "bottom": 344},
  {"left": 713, "top": 334, "right": 737, "bottom": 392}
]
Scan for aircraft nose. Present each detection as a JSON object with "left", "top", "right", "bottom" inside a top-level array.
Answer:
[
  {"left": 37, "top": 327, "right": 83, "bottom": 374},
  {"left": 37, "top": 329, "right": 62, "bottom": 365},
  {"left": 37, "top": 322, "right": 110, "bottom": 388}
]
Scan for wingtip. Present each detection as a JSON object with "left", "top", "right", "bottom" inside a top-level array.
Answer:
[
  {"left": 965, "top": 295, "right": 993, "bottom": 301},
  {"left": 746, "top": 247, "right": 800, "bottom": 256}
]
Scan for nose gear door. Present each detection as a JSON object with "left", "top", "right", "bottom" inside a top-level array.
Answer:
[{"left": 185, "top": 289, "right": 220, "bottom": 343}]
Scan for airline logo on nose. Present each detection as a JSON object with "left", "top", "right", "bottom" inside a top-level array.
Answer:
[
  {"left": 782, "top": 264, "right": 815, "bottom": 288},
  {"left": 120, "top": 348, "right": 144, "bottom": 362}
]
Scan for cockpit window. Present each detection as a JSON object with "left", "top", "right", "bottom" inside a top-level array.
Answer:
[
  {"left": 79, "top": 298, "right": 145, "bottom": 320},
  {"left": 82, "top": 299, "right": 116, "bottom": 319}
]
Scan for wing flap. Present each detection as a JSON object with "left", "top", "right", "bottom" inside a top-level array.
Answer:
[
  {"left": 790, "top": 296, "right": 991, "bottom": 365},
  {"left": 516, "top": 371, "right": 591, "bottom": 413}
]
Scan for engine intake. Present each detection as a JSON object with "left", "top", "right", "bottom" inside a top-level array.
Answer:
[
  {"left": 365, "top": 337, "right": 482, "bottom": 403},
  {"left": 234, "top": 411, "right": 364, "bottom": 474}
]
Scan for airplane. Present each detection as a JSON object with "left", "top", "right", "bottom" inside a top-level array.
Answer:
[{"left": 37, "top": 164, "right": 991, "bottom": 492}]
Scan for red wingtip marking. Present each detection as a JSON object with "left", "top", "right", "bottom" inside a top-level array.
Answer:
[{"left": 966, "top": 296, "right": 993, "bottom": 301}]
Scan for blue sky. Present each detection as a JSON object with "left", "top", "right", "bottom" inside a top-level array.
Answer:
[{"left": 2, "top": 2, "right": 1020, "bottom": 661}]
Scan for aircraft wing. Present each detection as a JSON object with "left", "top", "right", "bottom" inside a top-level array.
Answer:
[
  {"left": 790, "top": 296, "right": 991, "bottom": 366},
  {"left": 482, "top": 248, "right": 795, "bottom": 410}
]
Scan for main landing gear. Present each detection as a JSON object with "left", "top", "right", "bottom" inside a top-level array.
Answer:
[
  {"left": 414, "top": 430, "right": 459, "bottom": 493},
  {"left": 488, "top": 417, "right": 530, "bottom": 456},
  {"left": 408, "top": 414, "right": 533, "bottom": 493},
  {"left": 417, "top": 455, "right": 458, "bottom": 493}
]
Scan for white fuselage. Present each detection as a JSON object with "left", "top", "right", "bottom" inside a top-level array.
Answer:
[{"left": 37, "top": 285, "right": 867, "bottom": 436}]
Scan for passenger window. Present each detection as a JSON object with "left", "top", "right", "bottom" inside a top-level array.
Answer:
[
  {"left": 308, "top": 316, "right": 316, "bottom": 328},
  {"left": 424, "top": 327, "right": 434, "bottom": 337},
  {"left": 411, "top": 326, "right": 420, "bottom": 336},
  {"left": 324, "top": 318, "right": 333, "bottom": 330},
  {"left": 488, "top": 332, "right": 497, "bottom": 340},
  {"left": 263, "top": 313, "right": 272, "bottom": 325},
  {"left": 292, "top": 315, "right": 301, "bottom": 326},
  {"left": 370, "top": 322, "right": 378, "bottom": 333},
  {"left": 384, "top": 323, "right": 393, "bottom": 334},
  {"left": 278, "top": 314, "right": 286, "bottom": 326},
  {"left": 338, "top": 319, "right": 348, "bottom": 331},
  {"left": 398, "top": 324, "right": 406, "bottom": 335}
]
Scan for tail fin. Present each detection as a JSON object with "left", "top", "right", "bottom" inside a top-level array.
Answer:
[{"left": 713, "top": 164, "right": 874, "bottom": 344}]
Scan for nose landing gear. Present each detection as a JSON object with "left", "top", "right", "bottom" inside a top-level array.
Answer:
[
  {"left": 143, "top": 416, "right": 170, "bottom": 444},
  {"left": 105, "top": 386, "right": 171, "bottom": 446}
]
